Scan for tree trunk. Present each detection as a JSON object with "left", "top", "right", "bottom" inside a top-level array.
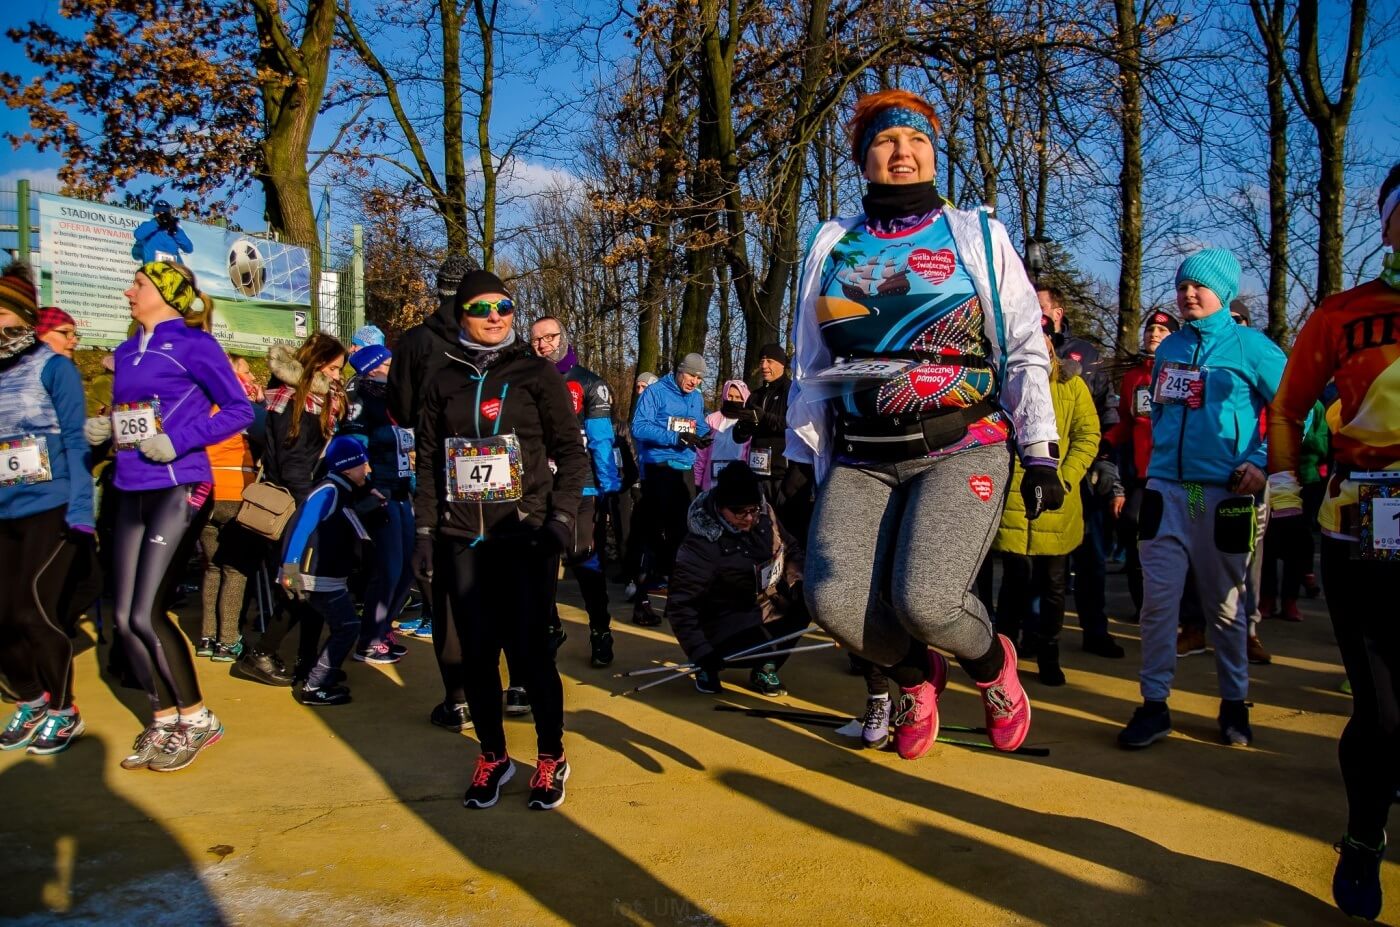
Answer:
[
  {"left": 253, "top": 0, "right": 337, "bottom": 325},
  {"left": 1113, "top": 0, "right": 1144, "bottom": 357},
  {"left": 1294, "top": 0, "right": 1366, "bottom": 304},
  {"left": 716, "top": 260, "right": 733, "bottom": 385},
  {"left": 474, "top": 0, "right": 498, "bottom": 271},
  {"left": 1249, "top": 0, "right": 1290, "bottom": 343},
  {"left": 970, "top": 60, "right": 997, "bottom": 206},
  {"left": 440, "top": 0, "right": 470, "bottom": 255},
  {"left": 633, "top": 16, "right": 689, "bottom": 387}
]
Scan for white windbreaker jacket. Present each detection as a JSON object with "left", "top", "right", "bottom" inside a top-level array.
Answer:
[{"left": 785, "top": 205, "right": 1060, "bottom": 484}]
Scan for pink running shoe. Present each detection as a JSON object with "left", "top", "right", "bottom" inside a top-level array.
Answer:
[
  {"left": 892, "top": 650, "right": 948, "bottom": 760},
  {"left": 893, "top": 682, "right": 938, "bottom": 760},
  {"left": 976, "top": 634, "right": 1032, "bottom": 752}
]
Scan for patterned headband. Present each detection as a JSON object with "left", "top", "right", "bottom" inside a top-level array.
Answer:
[
  {"left": 1382, "top": 186, "right": 1400, "bottom": 229},
  {"left": 140, "top": 261, "right": 196, "bottom": 315},
  {"left": 859, "top": 107, "right": 937, "bottom": 164}
]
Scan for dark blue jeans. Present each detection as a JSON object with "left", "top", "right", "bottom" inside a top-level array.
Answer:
[
  {"left": 1072, "top": 489, "right": 1111, "bottom": 638},
  {"left": 360, "top": 498, "right": 415, "bottom": 647},
  {"left": 306, "top": 588, "right": 359, "bottom": 690}
]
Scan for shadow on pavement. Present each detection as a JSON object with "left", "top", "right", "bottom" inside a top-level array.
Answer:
[{"left": 0, "top": 738, "right": 226, "bottom": 925}]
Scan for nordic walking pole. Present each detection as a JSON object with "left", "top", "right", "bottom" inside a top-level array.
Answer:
[
  {"left": 615, "top": 662, "right": 697, "bottom": 679},
  {"left": 618, "top": 627, "right": 826, "bottom": 697},
  {"left": 711, "top": 705, "right": 989, "bottom": 735},
  {"left": 722, "top": 625, "right": 817, "bottom": 661},
  {"left": 723, "top": 642, "right": 837, "bottom": 664},
  {"left": 937, "top": 737, "right": 1050, "bottom": 758},
  {"left": 618, "top": 663, "right": 701, "bottom": 696},
  {"left": 613, "top": 625, "right": 816, "bottom": 679}
]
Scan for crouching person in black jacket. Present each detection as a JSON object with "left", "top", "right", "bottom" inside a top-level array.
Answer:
[
  {"left": 413, "top": 270, "right": 588, "bottom": 812},
  {"left": 666, "top": 462, "right": 807, "bottom": 698},
  {"left": 278, "top": 437, "right": 387, "bottom": 707}
]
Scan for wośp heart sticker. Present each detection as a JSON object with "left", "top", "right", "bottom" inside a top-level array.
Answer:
[
  {"left": 968, "top": 474, "right": 994, "bottom": 502},
  {"left": 907, "top": 248, "right": 956, "bottom": 285}
]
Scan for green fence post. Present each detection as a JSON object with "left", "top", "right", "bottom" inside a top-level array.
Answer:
[
  {"left": 16, "top": 179, "right": 30, "bottom": 261},
  {"left": 351, "top": 223, "right": 365, "bottom": 340}
]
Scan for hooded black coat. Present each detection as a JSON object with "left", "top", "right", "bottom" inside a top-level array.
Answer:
[{"left": 387, "top": 294, "right": 458, "bottom": 429}]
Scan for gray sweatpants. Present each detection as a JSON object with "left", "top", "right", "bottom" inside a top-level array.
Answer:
[
  {"left": 1138, "top": 478, "right": 1262, "bottom": 702},
  {"left": 804, "top": 442, "right": 1013, "bottom": 667}
]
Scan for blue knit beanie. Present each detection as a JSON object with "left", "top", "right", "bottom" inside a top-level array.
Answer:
[
  {"left": 351, "top": 324, "right": 386, "bottom": 348},
  {"left": 324, "top": 435, "right": 369, "bottom": 473},
  {"left": 1175, "top": 248, "right": 1241, "bottom": 310}
]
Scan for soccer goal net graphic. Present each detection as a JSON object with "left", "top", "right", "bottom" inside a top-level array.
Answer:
[{"left": 226, "top": 237, "right": 313, "bottom": 305}]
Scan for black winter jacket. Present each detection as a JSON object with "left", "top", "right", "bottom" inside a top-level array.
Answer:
[
  {"left": 414, "top": 337, "right": 588, "bottom": 543},
  {"left": 732, "top": 374, "right": 791, "bottom": 476},
  {"left": 665, "top": 492, "right": 803, "bottom": 665},
  {"left": 264, "top": 343, "right": 343, "bottom": 505},
  {"left": 387, "top": 294, "right": 457, "bottom": 429}
]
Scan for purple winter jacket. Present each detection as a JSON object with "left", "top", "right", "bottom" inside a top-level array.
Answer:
[{"left": 111, "top": 317, "right": 255, "bottom": 491}]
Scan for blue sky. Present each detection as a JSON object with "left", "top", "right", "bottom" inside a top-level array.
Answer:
[{"left": 2, "top": 0, "right": 1396, "bottom": 311}]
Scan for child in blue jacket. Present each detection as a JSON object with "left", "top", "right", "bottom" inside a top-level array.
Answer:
[
  {"left": 279, "top": 436, "right": 386, "bottom": 706},
  {"left": 1118, "top": 249, "right": 1286, "bottom": 751}
]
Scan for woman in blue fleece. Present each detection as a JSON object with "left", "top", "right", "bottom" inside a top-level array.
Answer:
[{"left": 0, "top": 262, "right": 94, "bottom": 756}]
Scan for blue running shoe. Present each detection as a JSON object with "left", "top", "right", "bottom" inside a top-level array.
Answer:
[
  {"left": 28, "top": 710, "right": 84, "bottom": 755},
  {"left": 412, "top": 619, "right": 433, "bottom": 640},
  {"left": 0, "top": 701, "right": 48, "bottom": 750},
  {"left": 395, "top": 617, "right": 424, "bottom": 634}
]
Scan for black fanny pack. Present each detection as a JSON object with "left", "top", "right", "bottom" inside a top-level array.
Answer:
[{"left": 836, "top": 397, "right": 999, "bottom": 462}]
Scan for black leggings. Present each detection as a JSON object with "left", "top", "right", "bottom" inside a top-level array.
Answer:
[
  {"left": 1323, "top": 537, "right": 1400, "bottom": 847},
  {"left": 113, "top": 485, "right": 209, "bottom": 712},
  {"left": 442, "top": 535, "right": 562, "bottom": 756},
  {"left": 0, "top": 506, "right": 78, "bottom": 709},
  {"left": 640, "top": 467, "right": 695, "bottom": 583},
  {"left": 997, "top": 552, "right": 1069, "bottom": 644}
]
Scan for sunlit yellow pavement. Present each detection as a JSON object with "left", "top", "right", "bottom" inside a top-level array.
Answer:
[{"left": 0, "top": 577, "right": 1383, "bottom": 926}]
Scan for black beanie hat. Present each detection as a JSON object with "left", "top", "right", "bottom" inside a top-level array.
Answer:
[
  {"left": 758, "top": 342, "right": 789, "bottom": 366},
  {"left": 713, "top": 462, "right": 763, "bottom": 509},
  {"left": 1143, "top": 309, "right": 1180, "bottom": 335},
  {"left": 454, "top": 270, "right": 510, "bottom": 310}
]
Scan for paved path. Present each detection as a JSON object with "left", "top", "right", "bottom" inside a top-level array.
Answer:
[{"left": 0, "top": 568, "right": 1382, "bottom": 926}]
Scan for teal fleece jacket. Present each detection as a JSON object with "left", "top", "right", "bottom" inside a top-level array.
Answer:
[{"left": 1146, "top": 307, "right": 1286, "bottom": 486}]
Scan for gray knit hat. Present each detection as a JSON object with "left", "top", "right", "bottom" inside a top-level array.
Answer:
[{"left": 677, "top": 353, "right": 708, "bottom": 378}]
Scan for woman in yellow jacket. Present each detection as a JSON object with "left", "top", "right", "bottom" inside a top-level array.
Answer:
[{"left": 990, "top": 322, "right": 1101, "bottom": 685}]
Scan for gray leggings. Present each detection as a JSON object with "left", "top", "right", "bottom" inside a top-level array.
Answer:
[{"left": 804, "top": 442, "right": 1012, "bottom": 668}]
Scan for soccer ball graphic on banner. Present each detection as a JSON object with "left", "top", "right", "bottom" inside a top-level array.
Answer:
[{"left": 227, "top": 239, "right": 266, "bottom": 296}]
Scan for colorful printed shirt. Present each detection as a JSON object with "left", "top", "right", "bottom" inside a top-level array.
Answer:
[
  {"left": 1269, "top": 278, "right": 1400, "bottom": 539},
  {"left": 817, "top": 211, "right": 1009, "bottom": 461}
]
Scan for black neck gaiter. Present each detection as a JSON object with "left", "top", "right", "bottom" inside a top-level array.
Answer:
[{"left": 861, "top": 181, "right": 944, "bottom": 222}]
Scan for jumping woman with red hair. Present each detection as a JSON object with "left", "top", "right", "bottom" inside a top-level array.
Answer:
[{"left": 788, "top": 89, "right": 1063, "bottom": 759}]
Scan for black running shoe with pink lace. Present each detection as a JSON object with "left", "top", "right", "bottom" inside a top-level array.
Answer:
[
  {"left": 463, "top": 752, "right": 514, "bottom": 809},
  {"left": 527, "top": 755, "right": 570, "bottom": 810}
]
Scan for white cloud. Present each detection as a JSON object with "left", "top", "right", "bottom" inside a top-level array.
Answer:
[
  {"left": 0, "top": 166, "right": 62, "bottom": 191},
  {"left": 496, "top": 158, "right": 580, "bottom": 200}
]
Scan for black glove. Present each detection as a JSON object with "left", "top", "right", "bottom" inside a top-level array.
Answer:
[
  {"left": 539, "top": 514, "right": 574, "bottom": 554},
  {"left": 1020, "top": 465, "right": 1066, "bottom": 520},
  {"left": 157, "top": 212, "right": 178, "bottom": 232},
  {"left": 677, "top": 431, "right": 713, "bottom": 450},
  {"left": 412, "top": 534, "right": 435, "bottom": 582},
  {"left": 721, "top": 400, "right": 756, "bottom": 421}
]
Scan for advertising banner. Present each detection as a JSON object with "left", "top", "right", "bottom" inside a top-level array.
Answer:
[{"left": 37, "top": 192, "right": 310, "bottom": 353}]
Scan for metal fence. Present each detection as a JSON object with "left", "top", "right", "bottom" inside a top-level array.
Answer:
[{"left": 0, "top": 180, "right": 365, "bottom": 349}]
